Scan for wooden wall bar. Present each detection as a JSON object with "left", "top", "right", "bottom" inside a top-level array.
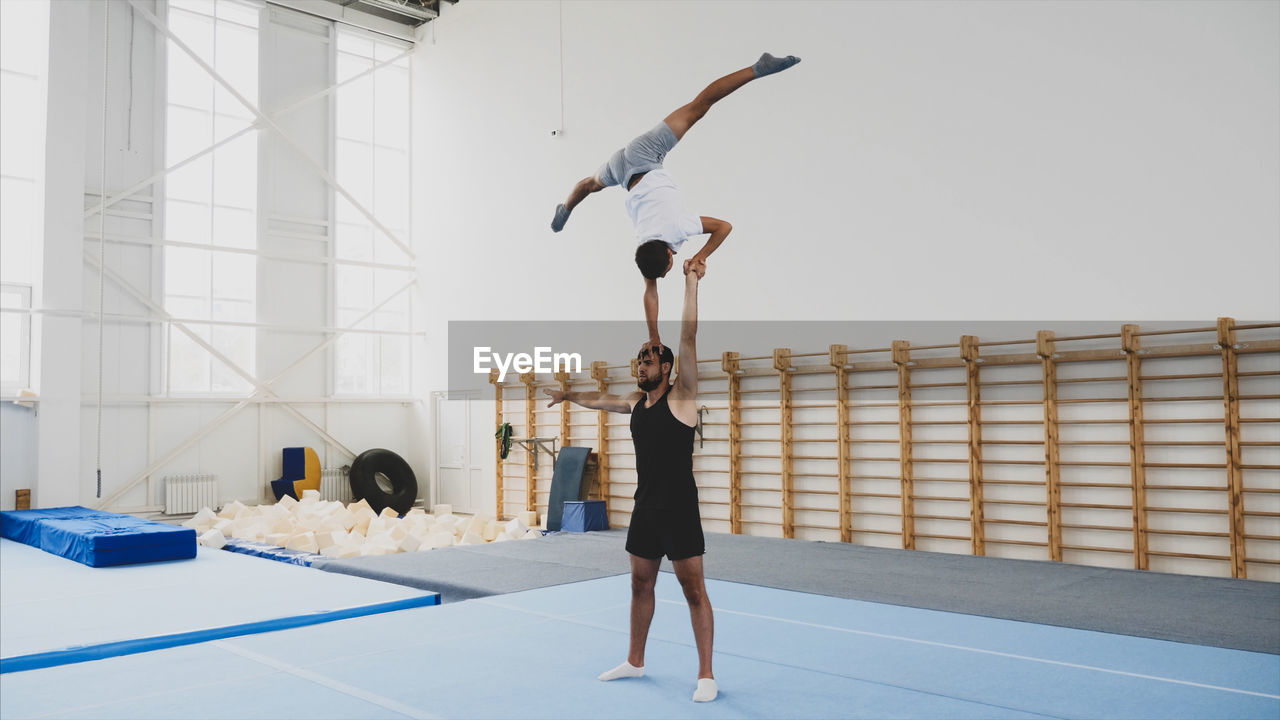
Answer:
[
  {"left": 961, "top": 335, "right": 986, "bottom": 556},
  {"left": 893, "top": 341, "right": 915, "bottom": 550},
  {"left": 1038, "top": 331, "right": 1063, "bottom": 562},
  {"left": 489, "top": 369, "right": 504, "bottom": 520},
  {"left": 491, "top": 321, "right": 1280, "bottom": 580},
  {"left": 1122, "top": 324, "right": 1151, "bottom": 570}
]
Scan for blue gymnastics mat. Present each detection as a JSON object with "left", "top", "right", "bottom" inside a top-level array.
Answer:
[
  {"left": 0, "top": 506, "right": 195, "bottom": 567},
  {"left": 0, "top": 538, "right": 437, "bottom": 674},
  {"left": 2, "top": 573, "right": 1275, "bottom": 719}
]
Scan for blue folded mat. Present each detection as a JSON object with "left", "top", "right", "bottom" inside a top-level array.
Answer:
[{"left": 0, "top": 506, "right": 196, "bottom": 567}]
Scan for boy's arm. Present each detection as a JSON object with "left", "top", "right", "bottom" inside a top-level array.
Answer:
[
  {"left": 690, "top": 216, "right": 732, "bottom": 265},
  {"left": 643, "top": 277, "right": 661, "bottom": 351},
  {"left": 545, "top": 388, "right": 641, "bottom": 414},
  {"left": 671, "top": 260, "right": 702, "bottom": 407}
]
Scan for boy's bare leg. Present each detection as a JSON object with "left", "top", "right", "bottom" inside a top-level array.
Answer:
[
  {"left": 664, "top": 53, "right": 800, "bottom": 140},
  {"left": 552, "top": 175, "right": 605, "bottom": 232}
]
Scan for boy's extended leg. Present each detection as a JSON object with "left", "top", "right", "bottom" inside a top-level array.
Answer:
[
  {"left": 663, "top": 52, "right": 800, "bottom": 140},
  {"left": 551, "top": 175, "right": 605, "bottom": 232}
]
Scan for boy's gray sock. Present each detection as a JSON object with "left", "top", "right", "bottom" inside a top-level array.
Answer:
[
  {"left": 551, "top": 203, "right": 571, "bottom": 232},
  {"left": 752, "top": 52, "right": 800, "bottom": 78}
]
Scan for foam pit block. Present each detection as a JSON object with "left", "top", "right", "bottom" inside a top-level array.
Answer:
[
  {"left": 561, "top": 500, "right": 608, "bottom": 532},
  {"left": 0, "top": 506, "right": 197, "bottom": 567}
]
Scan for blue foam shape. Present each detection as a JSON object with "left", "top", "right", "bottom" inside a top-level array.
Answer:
[
  {"left": 561, "top": 500, "right": 607, "bottom": 532},
  {"left": 281, "top": 447, "right": 305, "bottom": 481},
  {"left": 0, "top": 592, "right": 440, "bottom": 674},
  {"left": 0, "top": 507, "right": 196, "bottom": 567}
]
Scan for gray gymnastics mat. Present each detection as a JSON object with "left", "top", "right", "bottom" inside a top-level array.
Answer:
[{"left": 313, "top": 529, "right": 1280, "bottom": 654}]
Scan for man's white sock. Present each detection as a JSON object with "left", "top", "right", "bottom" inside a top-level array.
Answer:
[
  {"left": 597, "top": 661, "right": 644, "bottom": 681},
  {"left": 693, "top": 678, "right": 718, "bottom": 702}
]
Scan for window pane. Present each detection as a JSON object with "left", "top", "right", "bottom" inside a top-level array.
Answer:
[
  {"left": 164, "top": 247, "right": 211, "bottom": 300},
  {"left": 379, "top": 335, "right": 408, "bottom": 394},
  {"left": 210, "top": 325, "right": 252, "bottom": 392},
  {"left": 336, "top": 139, "right": 372, "bottom": 210},
  {"left": 165, "top": 155, "right": 212, "bottom": 202},
  {"left": 0, "top": 178, "right": 36, "bottom": 285},
  {"left": 211, "top": 129, "right": 256, "bottom": 209},
  {"left": 216, "top": 0, "right": 260, "bottom": 30},
  {"left": 165, "top": 199, "right": 211, "bottom": 245},
  {"left": 335, "top": 334, "right": 369, "bottom": 394},
  {"left": 335, "top": 265, "right": 372, "bottom": 310},
  {"left": 169, "top": 9, "right": 215, "bottom": 67},
  {"left": 166, "top": 105, "right": 212, "bottom": 163},
  {"left": 165, "top": 295, "right": 209, "bottom": 324},
  {"left": 373, "top": 40, "right": 408, "bottom": 63},
  {"left": 335, "top": 66, "right": 372, "bottom": 143},
  {"left": 336, "top": 33, "right": 373, "bottom": 59},
  {"left": 212, "top": 253, "right": 254, "bottom": 301},
  {"left": 212, "top": 206, "right": 254, "bottom": 249},
  {"left": 335, "top": 222, "right": 372, "bottom": 262},
  {"left": 373, "top": 270, "right": 410, "bottom": 310},
  {"left": 211, "top": 13, "right": 258, "bottom": 119},
  {"left": 373, "top": 66, "right": 408, "bottom": 146},
  {"left": 168, "top": 327, "right": 210, "bottom": 392},
  {"left": 373, "top": 147, "right": 408, "bottom": 234}
]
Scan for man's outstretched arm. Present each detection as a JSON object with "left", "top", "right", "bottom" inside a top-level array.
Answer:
[
  {"left": 545, "top": 388, "right": 641, "bottom": 414},
  {"left": 689, "top": 216, "right": 732, "bottom": 266}
]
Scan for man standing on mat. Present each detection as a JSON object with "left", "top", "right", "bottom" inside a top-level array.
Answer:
[
  {"left": 550, "top": 52, "right": 800, "bottom": 352},
  {"left": 544, "top": 259, "right": 716, "bottom": 703}
]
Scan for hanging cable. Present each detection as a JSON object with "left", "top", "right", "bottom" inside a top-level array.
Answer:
[{"left": 96, "top": 0, "right": 110, "bottom": 498}]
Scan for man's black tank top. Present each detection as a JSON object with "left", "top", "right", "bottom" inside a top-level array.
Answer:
[{"left": 629, "top": 389, "right": 697, "bottom": 510}]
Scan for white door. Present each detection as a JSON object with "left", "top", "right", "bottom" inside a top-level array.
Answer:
[{"left": 435, "top": 393, "right": 491, "bottom": 515}]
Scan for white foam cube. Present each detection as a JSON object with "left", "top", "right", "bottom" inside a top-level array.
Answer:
[
  {"left": 433, "top": 504, "right": 452, "bottom": 516},
  {"left": 217, "top": 500, "right": 245, "bottom": 520},
  {"left": 277, "top": 494, "right": 298, "bottom": 510},
  {"left": 426, "top": 532, "right": 454, "bottom": 549},
  {"left": 505, "top": 518, "right": 528, "bottom": 536},
  {"left": 493, "top": 533, "right": 512, "bottom": 543},
  {"left": 367, "top": 517, "right": 387, "bottom": 536},
  {"left": 286, "top": 532, "right": 318, "bottom": 554},
  {"left": 460, "top": 531, "right": 484, "bottom": 546},
  {"left": 316, "top": 530, "right": 345, "bottom": 551},
  {"left": 482, "top": 521, "right": 500, "bottom": 542},
  {"left": 519, "top": 511, "right": 538, "bottom": 527},
  {"left": 406, "top": 508, "right": 426, "bottom": 519},
  {"left": 185, "top": 507, "right": 217, "bottom": 529},
  {"left": 265, "top": 532, "right": 290, "bottom": 547},
  {"left": 522, "top": 529, "right": 542, "bottom": 540},
  {"left": 198, "top": 528, "right": 227, "bottom": 549},
  {"left": 390, "top": 524, "right": 408, "bottom": 542},
  {"left": 379, "top": 507, "right": 400, "bottom": 520},
  {"left": 398, "top": 534, "right": 423, "bottom": 553},
  {"left": 302, "top": 489, "right": 321, "bottom": 502},
  {"left": 465, "top": 515, "right": 487, "bottom": 536},
  {"left": 360, "top": 544, "right": 390, "bottom": 557},
  {"left": 270, "top": 517, "right": 295, "bottom": 535}
]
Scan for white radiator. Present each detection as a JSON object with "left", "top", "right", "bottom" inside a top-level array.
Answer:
[
  {"left": 320, "top": 468, "right": 353, "bottom": 504},
  {"left": 164, "top": 474, "right": 217, "bottom": 515}
]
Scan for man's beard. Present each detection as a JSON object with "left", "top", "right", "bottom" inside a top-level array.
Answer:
[{"left": 637, "top": 375, "right": 664, "bottom": 392}]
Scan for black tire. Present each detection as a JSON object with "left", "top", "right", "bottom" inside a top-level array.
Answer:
[{"left": 349, "top": 448, "right": 417, "bottom": 515}]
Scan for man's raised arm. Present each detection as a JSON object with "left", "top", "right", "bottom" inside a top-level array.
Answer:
[
  {"left": 545, "top": 388, "right": 641, "bottom": 414},
  {"left": 673, "top": 259, "right": 703, "bottom": 399}
]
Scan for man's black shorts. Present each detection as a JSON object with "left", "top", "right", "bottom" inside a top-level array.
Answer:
[{"left": 626, "top": 506, "right": 705, "bottom": 561}]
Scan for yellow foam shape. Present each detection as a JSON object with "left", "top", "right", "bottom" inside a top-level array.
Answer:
[{"left": 293, "top": 447, "right": 322, "bottom": 495}]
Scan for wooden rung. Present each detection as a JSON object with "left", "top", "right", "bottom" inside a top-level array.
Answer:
[
  {"left": 1058, "top": 523, "right": 1132, "bottom": 532},
  {"left": 982, "top": 479, "right": 1050, "bottom": 486},
  {"left": 793, "top": 524, "right": 841, "bottom": 531},
  {"left": 1146, "top": 550, "right": 1231, "bottom": 561},
  {"left": 1060, "top": 544, "right": 1132, "bottom": 554},
  {"left": 1057, "top": 376, "right": 1127, "bottom": 384},
  {"left": 1058, "top": 398, "right": 1128, "bottom": 404},
  {"left": 1059, "top": 482, "right": 1136, "bottom": 489},
  {"left": 1141, "top": 372, "right": 1222, "bottom": 381},
  {"left": 1240, "top": 417, "right": 1280, "bottom": 423},
  {"left": 1145, "top": 506, "right": 1228, "bottom": 515},
  {"left": 1145, "top": 528, "right": 1230, "bottom": 538},
  {"left": 983, "top": 518, "right": 1048, "bottom": 527},
  {"left": 850, "top": 527, "right": 902, "bottom": 535},
  {"left": 984, "top": 499, "right": 1048, "bottom": 507},
  {"left": 1142, "top": 395, "right": 1227, "bottom": 403},
  {"left": 984, "top": 538, "right": 1049, "bottom": 547},
  {"left": 1143, "top": 463, "right": 1227, "bottom": 469},
  {"left": 1244, "top": 557, "right": 1280, "bottom": 565},
  {"left": 914, "top": 533, "right": 973, "bottom": 541},
  {"left": 1060, "top": 502, "right": 1133, "bottom": 510}
]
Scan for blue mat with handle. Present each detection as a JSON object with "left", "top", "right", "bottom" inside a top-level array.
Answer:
[
  {"left": 545, "top": 447, "right": 592, "bottom": 532},
  {"left": 0, "top": 506, "right": 195, "bottom": 567}
]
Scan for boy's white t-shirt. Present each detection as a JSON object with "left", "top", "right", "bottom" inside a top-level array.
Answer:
[{"left": 624, "top": 169, "right": 705, "bottom": 253}]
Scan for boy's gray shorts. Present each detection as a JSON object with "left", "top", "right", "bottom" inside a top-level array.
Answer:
[{"left": 596, "top": 121, "right": 679, "bottom": 189}]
